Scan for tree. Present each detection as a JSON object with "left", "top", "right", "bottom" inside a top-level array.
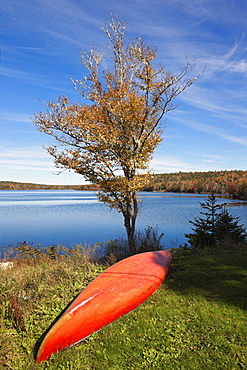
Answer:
[
  {"left": 33, "top": 15, "right": 199, "bottom": 254},
  {"left": 185, "top": 194, "right": 225, "bottom": 248},
  {"left": 214, "top": 209, "right": 247, "bottom": 245},
  {"left": 185, "top": 194, "right": 247, "bottom": 248}
]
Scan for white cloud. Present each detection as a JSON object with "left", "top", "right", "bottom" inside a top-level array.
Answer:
[
  {"left": 0, "top": 112, "right": 31, "bottom": 123},
  {"left": 0, "top": 161, "right": 53, "bottom": 172},
  {"left": 231, "top": 59, "right": 247, "bottom": 74},
  {"left": 176, "top": 80, "right": 247, "bottom": 129},
  {"left": 149, "top": 154, "right": 230, "bottom": 173},
  {"left": 150, "top": 156, "right": 194, "bottom": 173},
  {"left": 178, "top": 117, "right": 247, "bottom": 146},
  {"left": 0, "top": 146, "right": 49, "bottom": 159},
  {"left": 0, "top": 0, "right": 246, "bottom": 182},
  {"left": 0, "top": 66, "right": 74, "bottom": 93},
  {"left": 220, "top": 132, "right": 247, "bottom": 146},
  {"left": 0, "top": 145, "right": 85, "bottom": 184},
  {"left": 0, "top": 146, "right": 54, "bottom": 170},
  {"left": 202, "top": 159, "right": 226, "bottom": 164}
]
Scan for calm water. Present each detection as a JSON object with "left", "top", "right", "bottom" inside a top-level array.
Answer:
[{"left": 0, "top": 190, "right": 246, "bottom": 250}]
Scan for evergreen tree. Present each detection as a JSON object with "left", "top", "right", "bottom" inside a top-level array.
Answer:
[
  {"left": 185, "top": 194, "right": 247, "bottom": 248},
  {"left": 215, "top": 209, "right": 247, "bottom": 244},
  {"left": 185, "top": 194, "right": 226, "bottom": 248}
]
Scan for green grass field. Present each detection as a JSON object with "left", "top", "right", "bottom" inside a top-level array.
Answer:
[{"left": 0, "top": 245, "right": 246, "bottom": 369}]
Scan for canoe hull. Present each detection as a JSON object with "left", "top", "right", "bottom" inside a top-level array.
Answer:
[{"left": 36, "top": 250, "right": 172, "bottom": 362}]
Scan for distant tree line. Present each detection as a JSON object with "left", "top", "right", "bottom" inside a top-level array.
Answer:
[
  {"left": 1, "top": 170, "right": 247, "bottom": 200},
  {"left": 0, "top": 181, "right": 99, "bottom": 191},
  {"left": 143, "top": 170, "right": 247, "bottom": 200}
]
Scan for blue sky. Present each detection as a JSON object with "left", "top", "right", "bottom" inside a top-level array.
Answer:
[{"left": 1, "top": 0, "right": 247, "bottom": 185}]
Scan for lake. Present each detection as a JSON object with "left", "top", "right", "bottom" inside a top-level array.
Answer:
[{"left": 0, "top": 190, "right": 246, "bottom": 252}]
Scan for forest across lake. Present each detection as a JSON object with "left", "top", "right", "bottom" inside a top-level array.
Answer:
[{"left": 1, "top": 170, "right": 247, "bottom": 199}]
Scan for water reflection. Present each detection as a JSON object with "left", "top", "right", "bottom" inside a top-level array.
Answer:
[{"left": 0, "top": 190, "right": 246, "bottom": 250}]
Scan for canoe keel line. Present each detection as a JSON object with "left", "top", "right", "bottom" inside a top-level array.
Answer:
[{"left": 35, "top": 250, "right": 172, "bottom": 362}]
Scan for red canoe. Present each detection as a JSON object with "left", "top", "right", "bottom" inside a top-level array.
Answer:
[{"left": 36, "top": 250, "right": 172, "bottom": 362}]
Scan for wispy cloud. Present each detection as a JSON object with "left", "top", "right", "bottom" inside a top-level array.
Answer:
[
  {"left": 0, "top": 160, "right": 53, "bottom": 172},
  {"left": 0, "top": 146, "right": 55, "bottom": 172},
  {"left": 231, "top": 59, "right": 247, "bottom": 74},
  {"left": 193, "top": 122, "right": 246, "bottom": 146},
  {"left": 185, "top": 151, "right": 227, "bottom": 161},
  {"left": 1, "top": 0, "right": 104, "bottom": 48},
  {"left": 0, "top": 112, "right": 31, "bottom": 123},
  {"left": 150, "top": 156, "right": 195, "bottom": 173},
  {"left": 180, "top": 93, "right": 247, "bottom": 122},
  {"left": 204, "top": 41, "right": 247, "bottom": 77},
  {"left": 0, "top": 146, "right": 49, "bottom": 159},
  {"left": 177, "top": 79, "right": 247, "bottom": 128},
  {"left": 0, "top": 145, "right": 56, "bottom": 173},
  {"left": 0, "top": 0, "right": 246, "bottom": 183},
  {"left": 150, "top": 154, "right": 229, "bottom": 173},
  {"left": 0, "top": 144, "right": 84, "bottom": 184},
  {"left": 0, "top": 66, "right": 75, "bottom": 93},
  {"left": 219, "top": 132, "right": 247, "bottom": 146}
]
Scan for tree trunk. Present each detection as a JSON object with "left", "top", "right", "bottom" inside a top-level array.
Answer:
[
  {"left": 123, "top": 192, "right": 138, "bottom": 255},
  {"left": 124, "top": 213, "right": 136, "bottom": 255}
]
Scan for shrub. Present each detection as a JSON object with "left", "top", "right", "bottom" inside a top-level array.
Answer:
[
  {"left": 102, "top": 226, "right": 165, "bottom": 264},
  {"left": 135, "top": 226, "right": 164, "bottom": 253}
]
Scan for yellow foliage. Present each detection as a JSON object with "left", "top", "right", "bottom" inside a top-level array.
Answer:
[{"left": 33, "top": 15, "right": 199, "bottom": 253}]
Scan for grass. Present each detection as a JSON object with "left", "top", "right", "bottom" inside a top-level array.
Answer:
[{"left": 0, "top": 244, "right": 246, "bottom": 369}]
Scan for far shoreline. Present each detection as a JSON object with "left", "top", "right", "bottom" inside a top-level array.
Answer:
[{"left": 1, "top": 169, "right": 247, "bottom": 200}]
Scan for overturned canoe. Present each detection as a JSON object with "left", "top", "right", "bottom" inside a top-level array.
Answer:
[{"left": 36, "top": 249, "right": 172, "bottom": 362}]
